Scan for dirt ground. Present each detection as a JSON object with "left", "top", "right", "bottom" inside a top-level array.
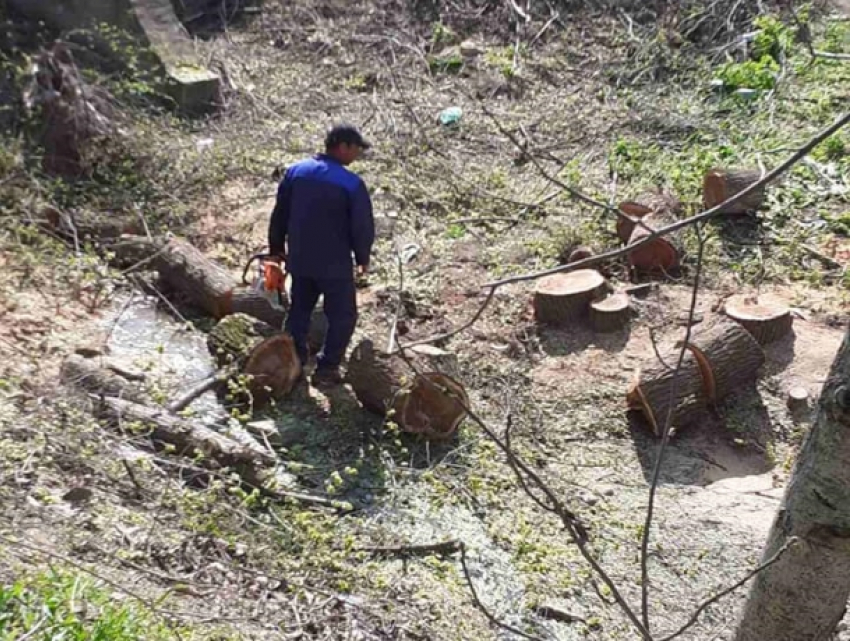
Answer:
[{"left": 2, "top": 1, "right": 850, "bottom": 640}]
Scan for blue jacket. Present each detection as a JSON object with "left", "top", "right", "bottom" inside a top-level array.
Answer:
[{"left": 268, "top": 154, "right": 374, "bottom": 280}]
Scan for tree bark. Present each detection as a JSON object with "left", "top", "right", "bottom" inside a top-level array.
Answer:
[
  {"left": 346, "top": 339, "right": 468, "bottom": 440},
  {"left": 734, "top": 324, "right": 850, "bottom": 641},
  {"left": 679, "top": 318, "right": 766, "bottom": 404},
  {"left": 724, "top": 294, "right": 794, "bottom": 345},
  {"left": 533, "top": 269, "right": 607, "bottom": 325},
  {"left": 627, "top": 319, "right": 765, "bottom": 435},
  {"left": 703, "top": 168, "right": 766, "bottom": 214}
]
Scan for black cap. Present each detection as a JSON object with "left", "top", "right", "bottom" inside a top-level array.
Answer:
[{"left": 324, "top": 123, "right": 371, "bottom": 150}]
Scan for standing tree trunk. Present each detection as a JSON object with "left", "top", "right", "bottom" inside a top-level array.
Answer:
[{"left": 734, "top": 324, "right": 850, "bottom": 641}]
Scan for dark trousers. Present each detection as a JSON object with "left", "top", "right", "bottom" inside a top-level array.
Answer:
[{"left": 285, "top": 276, "right": 357, "bottom": 371}]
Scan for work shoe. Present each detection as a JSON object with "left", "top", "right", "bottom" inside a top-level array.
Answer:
[{"left": 311, "top": 367, "right": 344, "bottom": 388}]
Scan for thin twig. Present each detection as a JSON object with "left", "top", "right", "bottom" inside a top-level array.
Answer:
[
  {"left": 459, "top": 543, "right": 545, "bottom": 641},
  {"left": 639, "top": 222, "right": 707, "bottom": 633},
  {"left": 658, "top": 538, "right": 797, "bottom": 641}
]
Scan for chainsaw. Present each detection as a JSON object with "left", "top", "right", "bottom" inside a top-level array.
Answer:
[{"left": 241, "top": 253, "right": 287, "bottom": 309}]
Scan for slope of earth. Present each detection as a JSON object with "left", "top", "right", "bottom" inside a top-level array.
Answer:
[{"left": 1, "top": 1, "right": 850, "bottom": 640}]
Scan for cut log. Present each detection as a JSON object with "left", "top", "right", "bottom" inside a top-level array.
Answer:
[
  {"left": 109, "top": 235, "right": 287, "bottom": 324},
  {"left": 627, "top": 319, "right": 766, "bottom": 435},
  {"left": 616, "top": 201, "right": 653, "bottom": 243},
  {"left": 155, "top": 236, "right": 241, "bottom": 318},
  {"left": 533, "top": 269, "right": 607, "bottom": 325},
  {"left": 627, "top": 351, "right": 709, "bottom": 436},
  {"left": 677, "top": 318, "right": 766, "bottom": 404},
  {"left": 242, "top": 334, "right": 302, "bottom": 405},
  {"left": 60, "top": 354, "right": 147, "bottom": 403},
  {"left": 206, "top": 313, "right": 302, "bottom": 406},
  {"left": 567, "top": 246, "right": 595, "bottom": 264},
  {"left": 617, "top": 192, "right": 682, "bottom": 242},
  {"left": 589, "top": 291, "right": 631, "bottom": 333},
  {"left": 723, "top": 294, "right": 793, "bottom": 345},
  {"left": 346, "top": 339, "right": 468, "bottom": 440},
  {"left": 702, "top": 168, "right": 765, "bottom": 214},
  {"left": 623, "top": 192, "right": 683, "bottom": 275}
]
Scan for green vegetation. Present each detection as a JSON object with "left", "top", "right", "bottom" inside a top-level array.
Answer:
[{"left": 0, "top": 570, "right": 176, "bottom": 641}]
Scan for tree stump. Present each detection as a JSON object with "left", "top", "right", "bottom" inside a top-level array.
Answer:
[
  {"left": 346, "top": 339, "right": 468, "bottom": 440},
  {"left": 787, "top": 386, "right": 810, "bottom": 412},
  {"left": 207, "top": 314, "right": 301, "bottom": 407},
  {"left": 723, "top": 294, "right": 793, "bottom": 345},
  {"left": 533, "top": 269, "right": 607, "bottom": 325},
  {"left": 702, "top": 168, "right": 766, "bottom": 214},
  {"left": 23, "top": 43, "right": 116, "bottom": 177},
  {"left": 621, "top": 192, "right": 683, "bottom": 275},
  {"left": 589, "top": 291, "right": 631, "bottom": 333},
  {"left": 627, "top": 319, "right": 766, "bottom": 435},
  {"left": 208, "top": 313, "right": 279, "bottom": 367}
]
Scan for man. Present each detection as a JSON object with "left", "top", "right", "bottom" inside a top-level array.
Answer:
[{"left": 268, "top": 123, "right": 375, "bottom": 386}]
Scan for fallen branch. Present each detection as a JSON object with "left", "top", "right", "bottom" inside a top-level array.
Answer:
[
  {"left": 357, "top": 540, "right": 461, "bottom": 557},
  {"left": 166, "top": 366, "right": 237, "bottom": 413}
]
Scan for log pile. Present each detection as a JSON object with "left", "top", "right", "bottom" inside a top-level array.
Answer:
[
  {"left": 627, "top": 318, "right": 766, "bottom": 435},
  {"left": 346, "top": 339, "right": 468, "bottom": 440}
]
